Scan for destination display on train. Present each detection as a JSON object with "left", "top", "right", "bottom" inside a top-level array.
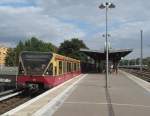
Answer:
[{"left": 22, "top": 53, "right": 52, "bottom": 59}]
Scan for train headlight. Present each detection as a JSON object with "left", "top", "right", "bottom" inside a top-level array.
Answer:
[{"left": 32, "top": 78, "right": 36, "bottom": 82}]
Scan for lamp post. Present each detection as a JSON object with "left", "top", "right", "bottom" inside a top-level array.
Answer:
[
  {"left": 99, "top": 2, "right": 115, "bottom": 88},
  {"left": 140, "top": 30, "right": 143, "bottom": 71}
]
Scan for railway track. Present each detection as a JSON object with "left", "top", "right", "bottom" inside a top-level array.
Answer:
[
  {"left": 0, "top": 90, "right": 23, "bottom": 102},
  {"left": 0, "top": 89, "right": 45, "bottom": 115},
  {"left": 0, "top": 89, "right": 15, "bottom": 97},
  {"left": 122, "top": 68, "right": 150, "bottom": 82}
]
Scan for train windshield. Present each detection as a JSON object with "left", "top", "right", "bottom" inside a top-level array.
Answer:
[{"left": 21, "top": 52, "right": 52, "bottom": 75}]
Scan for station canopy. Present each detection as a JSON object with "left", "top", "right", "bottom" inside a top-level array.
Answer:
[{"left": 80, "top": 48, "right": 133, "bottom": 61}]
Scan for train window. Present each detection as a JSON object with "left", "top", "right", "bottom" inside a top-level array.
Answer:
[
  {"left": 65, "top": 61, "right": 67, "bottom": 73},
  {"left": 77, "top": 63, "right": 78, "bottom": 71},
  {"left": 70, "top": 62, "right": 72, "bottom": 72},
  {"left": 45, "top": 63, "right": 53, "bottom": 75},
  {"left": 78, "top": 63, "right": 80, "bottom": 71},
  {"left": 71, "top": 63, "right": 73, "bottom": 71},
  {"left": 67, "top": 62, "right": 69, "bottom": 72},
  {"left": 67, "top": 62, "right": 71, "bottom": 72},
  {"left": 70, "top": 63, "right": 72, "bottom": 72},
  {"left": 53, "top": 66, "right": 57, "bottom": 75},
  {"left": 63, "top": 61, "right": 66, "bottom": 73},
  {"left": 54, "top": 66, "right": 57, "bottom": 75},
  {"left": 63, "top": 61, "right": 64, "bottom": 73},
  {"left": 79, "top": 63, "right": 80, "bottom": 70},
  {"left": 65, "top": 61, "right": 67, "bottom": 72},
  {"left": 76, "top": 63, "right": 78, "bottom": 71},
  {"left": 73, "top": 63, "right": 74, "bottom": 71},
  {"left": 74, "top": 63, "right": 77, "bottom": 71},
  {"left": 21, "top": 52, "right": 52, "bottom": 75},
  {"left": 18, "top": 62, "right": 25, "bottom": 75},
  {"left": 67, "top": 62, "right": 68, "bottom": 72},
  {"left": 59, "top": 61, "right": 63, "bottom": 75}
]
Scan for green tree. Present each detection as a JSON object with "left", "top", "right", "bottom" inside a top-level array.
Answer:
[
  {"left": 5, "top": 37, "right": 57, "bottom": 66},
  {"left": 58, "top": 38, "right": 88, "bottom": 60},
  {"left": 5, "top": 48, "right": 16, "bottom": 66}
]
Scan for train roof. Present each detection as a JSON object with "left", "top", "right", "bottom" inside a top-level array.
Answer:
[
  {"left": 20, "top": 51, "right": 80, "bottom": 62},
  {"left": 20, "top": 51, "right": 52, "bottom": 55},
  {"left": 53, "top": 53, "right": 80, "bottom": 62}
]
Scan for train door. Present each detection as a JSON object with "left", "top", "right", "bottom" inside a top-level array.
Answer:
[
  {"left": 18, "top": 62, "right": 25, "bottom": 75},
  {"left": 58, "top": 60, "right": 63, "bottom": 75},
  {"left": 53, "top": 59, "right": 57, "bottom": 76},
  {"left": 63, "top": 60, "right": 67, "bottom": 75}
]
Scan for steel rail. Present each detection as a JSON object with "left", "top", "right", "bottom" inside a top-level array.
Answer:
[
  {"left": 0, "top": 91, "right": 22, "bottom": 102},
  {"left": 0, "top": 89, "right": 15, "bottom": 96}
]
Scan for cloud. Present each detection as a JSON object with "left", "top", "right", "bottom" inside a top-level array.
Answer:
[
  {"left": 0, "top": 0, "right": 28, "bottom": 3},
  {"left": 0, "top": 5, "right": 85, "bottom": 47},
  {"left": 0, "top": 0, "right": 150, "bottom": 58}
]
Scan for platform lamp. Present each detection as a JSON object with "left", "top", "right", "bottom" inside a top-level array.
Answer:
[{"left": 99, "top": 2, "right": 115, "bottom": 88}]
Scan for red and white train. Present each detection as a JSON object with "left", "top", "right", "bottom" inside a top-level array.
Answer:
[{"left": 17, "top": 51, "right": 81, "bottom": 90}]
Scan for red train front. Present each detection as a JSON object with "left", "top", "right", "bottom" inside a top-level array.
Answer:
[{"left": 17, "top": 51, "right": 81, "bottom": 90}]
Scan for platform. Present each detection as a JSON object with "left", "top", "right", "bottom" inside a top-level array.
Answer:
[
  {"left": 3, "top": 72, "right": 150, "bottom": 116},
  {"left": 43, "top": 72, "right": 150, "bottom": 116}
]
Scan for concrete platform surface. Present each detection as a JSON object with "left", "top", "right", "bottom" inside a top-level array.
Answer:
[
  {"left": 2, "top": 74, "right": 85, "bottom": 116},
  {"left": 49, "top": 72, "right": 150, "bottom": 116}
]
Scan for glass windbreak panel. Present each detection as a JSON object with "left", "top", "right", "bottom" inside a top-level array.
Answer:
[{"left": 21, "top": 52, "right": 52, "bottom": 75}]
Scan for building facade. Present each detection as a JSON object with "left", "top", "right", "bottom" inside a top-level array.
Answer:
[{"left": 0, "top": 47, "right": 8, "bottom": 66}]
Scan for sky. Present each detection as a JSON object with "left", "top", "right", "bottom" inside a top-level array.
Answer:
[{"left": 0, "top": 0, "right": 150, "bottom": 59}]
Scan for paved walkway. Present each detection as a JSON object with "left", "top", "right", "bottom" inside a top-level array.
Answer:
[{"left": 51, "top": 72, "right": 150, "bottom": 116}]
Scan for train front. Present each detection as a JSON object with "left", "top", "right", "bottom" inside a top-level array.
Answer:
[{"left": 17, "top": 51, "right": 53, "bottom": 90}]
